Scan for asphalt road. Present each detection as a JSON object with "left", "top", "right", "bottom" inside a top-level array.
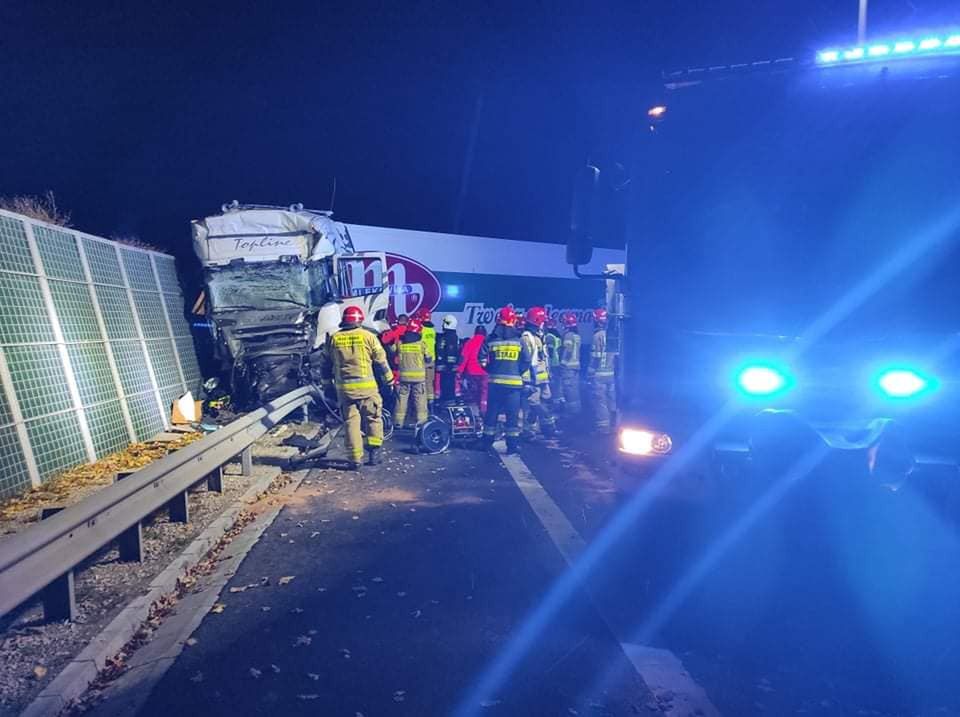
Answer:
[{"left": 88, "top": 411, "right": 960, "bottom": 717}]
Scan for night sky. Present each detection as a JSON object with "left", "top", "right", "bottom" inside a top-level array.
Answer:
[{"left": 2, "top": 0, "right": 955, "bottom": 270}]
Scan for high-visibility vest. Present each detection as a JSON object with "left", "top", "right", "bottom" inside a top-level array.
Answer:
[{"left": 421, "top": 324, "right": 437, "bottom": 361}]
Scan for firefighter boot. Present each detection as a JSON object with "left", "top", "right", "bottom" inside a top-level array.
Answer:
[
  {"left": 367, "top": 446, "right": 383, "bottom": 466},
  {"left": 505, "top": 436, "right": 521, "bottom": 455},
  {"left": 346, "top": 460, "right": 362, "bottom": 472}
]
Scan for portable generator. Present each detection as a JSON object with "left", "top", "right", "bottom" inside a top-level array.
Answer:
[{"left": 415, "top": 401, "right": 483, "bottom": 454}]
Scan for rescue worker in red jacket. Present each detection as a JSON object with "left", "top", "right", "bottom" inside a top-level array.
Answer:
[
  {"left": 588, "top": 307, "right": 617, "bottom": 433},
  {"left": 520, "top": 306, "right": 557, "bottom": 438},
  {"left": 458, "top": 324, "right": 489, "bottom": 413},
  {"left": 435, "top": 314, "right": 461, "bottom": 403},
  {"left": 478, "top": 307, "right": 532, "bottom": 454},
  {"left": 321, "top": 306, "right": 394, "bottom": 469}
]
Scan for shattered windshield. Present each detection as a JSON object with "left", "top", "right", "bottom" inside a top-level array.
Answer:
[{"left": 207, "top": 262, "right": 329, "bottom": 311}]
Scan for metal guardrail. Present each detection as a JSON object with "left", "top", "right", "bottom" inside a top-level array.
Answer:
[{"left": 0, "top": 386, "right": 315, "bottom": 621}]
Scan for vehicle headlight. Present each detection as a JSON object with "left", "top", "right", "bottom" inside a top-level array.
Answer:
[{"left": 619, "top": 428, "right": 673, "bottom": 456}]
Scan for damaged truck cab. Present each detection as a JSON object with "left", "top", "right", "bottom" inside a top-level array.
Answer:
[{"left": 192, "top": 203, "right": 389, "bottom": 404}]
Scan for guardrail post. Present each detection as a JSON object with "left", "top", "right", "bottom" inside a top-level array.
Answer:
[
  {"left": 117, "top": 521, "right": 144, "bottom": 562},
  {"left": 206, "top": 466, "right": 223, "bottom": 493},
  {"left": 241, "top": 446, "right": 253, "bottom": 476},
  {"left": 38, "top": 508, "right": 76, "bottom": 621},
  {"left": 41, "top": 570, "right": 76, "bottom": 622},
  {"left": 167, "top": 491, "right": 189, "bottom": 523}
]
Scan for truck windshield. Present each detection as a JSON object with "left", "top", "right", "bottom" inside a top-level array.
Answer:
[
  {"left": 636, "top": 61, "right": 960, "bottom": 337},
  {"left": 207, "top": 262, "right": 329, "bottom": 312}
]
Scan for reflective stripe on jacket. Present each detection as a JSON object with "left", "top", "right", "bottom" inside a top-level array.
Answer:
[
  {"left": 478, "top": 326, "right": 532, "bottom": 388},
  {"left": 521, "top": 329, "right": 550, "bottom": 384},
  {"left": 590, "top": 328, "right": 616, "bottom": 377},
  {"left": 398, "top": 337, "right": 431, "bottom": 382},
  {"left": 544, "top": 332, "right": 562, "bottom": 368},
  {"left": 326, "top": 327, "right": 394, "bottom": 398},
  {"left": 561, "top": 330, "right": 581, "bottom": 369},
  {"left": 421, "top": 324, "right": 437, "bottom": 361}
]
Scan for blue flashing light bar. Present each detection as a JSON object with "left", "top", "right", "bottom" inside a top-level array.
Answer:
[
  {"left": 817, "top": 30, "right": 960, "bottom": 65},
  {"left": 735, "top": 363, "right": 793, "bottom": 398},
  {"left": 874, "top": 367, "right": 939, "bottom": 400}
]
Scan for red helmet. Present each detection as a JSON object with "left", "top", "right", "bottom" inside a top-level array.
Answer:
[
  {"left": 407, "top": 318, "right": 423, "bottom": 333},
  {"left": 593, "top": 307, "right": 608, "bottom": 324},
  {"left": 561, "top": 312, "right": 578, "bottom": 329},
  {"left": 545, "top": 316, "right": 557, "bottom": 330},
  {"left": 416, "top": 308, "right": 433, "bottom": 322},
  {"left": 496, "top": 306, "right": 518, "bottom": 327},
  {"left": 525, "top": 306, "right": 547, "bottom": 328},
  {"left": 342, "top": 306, "right": 365, "bottom": 325}
]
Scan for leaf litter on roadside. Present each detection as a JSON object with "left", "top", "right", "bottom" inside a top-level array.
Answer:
[{"left": 278, "top": 575, "right": 296, "bottom": 585}]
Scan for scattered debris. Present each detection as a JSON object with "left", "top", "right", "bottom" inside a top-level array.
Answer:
[
  {"left": 210, "top": 603, "right": 226, "bottom": 614},
  {"left": 32, "top": 666, "right": 48, "bottom": 680},
  {"left": 189, "top": 672, "right": 203, "bottom": 683},
  {"left": 393, "top": 690, "right": 406, "bottom": 703},
  {"left": 249, "top": 667, "right": 262, "bottom": 679},
  {"left": 185, "top": 638, "right": 199, "bottom": 647},
  {"left": 307, "top": 673, "right": 320, "bottom": 681},
  {"left": 298, "top": 694, "right": 319, "bottom": 700},
  {"left": 294, "top": 635, "right": 313, "bottom": 647},
  {"left": 278, "top": 575, "right": 296, "bottom": 585}
]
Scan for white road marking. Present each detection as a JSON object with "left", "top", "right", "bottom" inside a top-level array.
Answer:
[{"left": 495, "top": 442, "right": 721, "bottom": 717}]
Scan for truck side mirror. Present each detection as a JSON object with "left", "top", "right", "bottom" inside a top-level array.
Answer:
[{"left": 568, "top": 164, "right": 600, "bottom": 265}]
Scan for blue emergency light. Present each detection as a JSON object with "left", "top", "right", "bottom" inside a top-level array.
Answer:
[
  {"left": 818, "top": 31, "right": 960, "bottom": 66},
  {"left": 874, "top": 367, "right": 938, "bottom": 399},
  {"left": 735, "top": 363, "right": 793, "bottom": 398}
]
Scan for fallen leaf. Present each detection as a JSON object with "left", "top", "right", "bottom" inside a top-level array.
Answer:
[
  {"left": 270, "top": 664, "right": 281, "bottom": 674},
  {"left": 480, "top": 700, "right": 502, "bottom": 708},
  {"left": 351, "top": 515, "right": 360, "bottom": 520},
  {"left": 340, "top": 648, "right": 352, "bottom": 659},
  {"left": 308, "top": 673, "right": 320, "bottom": 681},
  {"left": 185, "top": 638, "right": 199, "bottom": 647},
  {"left": 291, "top": 607, "right": 304, "bottom": 614},
  {"left": 317, "top": 587, "right": 327, "bottom": 593},
  {"left": 310, "top": 531, "right": 320, "bottom": 538},
  {"left": 294, "top": 635, "right": 312, "bottom": 647},
  {"left": 411, "top": 609, "right": 422, "bottom": 618},
  {"left": 210, "top": 603, "right": 226, "bottom": 614},
  {"left": 393, "top": 690, "right": 406, "bottom": 703},
  {"left": 229, "top": 586, "right": 247, "bottom": 593},
  {"left": 32, "top": 666, "right": 47, "bottom": 680},
  {"left": 278, "top": 575, "right": 296, "bottom": 585},
  {"left": 298, "top": 694, "right": 319, "bottom": 701},
  {"left": 189, "top": 672, "right": 203, "bottom": 683},
  {"left": 396, "top": 591, "right": 407, "bottom": 597},
  {"left": 308, "top": 629, "right": 318, "bottom": 635},
  {"left": 249, "top": 667, "right": 262, "bottom": 679},
  {"left": 371, "top": 577, "right": 384, "bottom": 583},
  {"left": 260, "top": 606, "right": 271, "bottom": 612}
]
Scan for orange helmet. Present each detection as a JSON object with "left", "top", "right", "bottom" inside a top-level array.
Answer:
[
  {"left": 496, "top": 306, "right": 518, "bottom": 327},
  {"left": 561, "top": 312, "right": 578, "bottom": 329},
  {"left": 342, "top": 306, "right": 365, "bottom": 325},
  {"left": 407, "top": 318, "right": 423, "bottom": 333},
  {"left": 525, "top": 306, "right": 547, "bottom": 328},
  {"left": 593, "top": 307, "right": 608, "bottom": 325}
]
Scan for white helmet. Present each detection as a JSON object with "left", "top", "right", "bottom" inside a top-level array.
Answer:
[{"left": 442, "top": 314, "right": 458, "bottom": 330}]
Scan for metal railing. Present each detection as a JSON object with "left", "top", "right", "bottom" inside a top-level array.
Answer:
[{"left": 0, "top": 386, "right": 315, "bottom": 621}]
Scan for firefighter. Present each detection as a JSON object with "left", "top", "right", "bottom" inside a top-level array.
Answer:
[
  {"left": 435, "top": 314, "right": 461, "bottom": 403},
  {"left": 479, "top": 307, "right": 531, "bottom": 454},
  {"left": 322, "top": 306, "right": 393, "bottom": 469},
  {"left": 588, "top": 307, "right": 617, "bottom": 433},
  {"left": 543, "top": 316, "right": 564, "bottom": 411},
  {"left": 520, "top": 306, "right": 558, "bottom": 439},
  {"left": 559, "top": 311, "right": 582, "bottom": 414},
  {"left": 393, "top": 317, "right": 432, "bottom": 432},
  {"left": 417, "top": 309, "right": 438, "bottom": 412}
]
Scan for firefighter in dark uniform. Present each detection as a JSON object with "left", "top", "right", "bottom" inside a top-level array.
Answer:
[
  {"left": 321, "top": 306, "right": 394, "bottom": 469},
  {"left": 435, "top": 314, "right": 461, "bottom": 402},
  {"left": 559, "top": 311, "right": 582, "bottom": 414},
  {"left": 543, "top": 316, "right": 564, "bottom": 411},
  {"left": 478, "top": 307, "right": 532, "bottom": 454}
]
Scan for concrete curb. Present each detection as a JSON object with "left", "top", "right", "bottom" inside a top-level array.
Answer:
[{"left": 21, "top": 465, "right": 283, "bottom": 717}]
